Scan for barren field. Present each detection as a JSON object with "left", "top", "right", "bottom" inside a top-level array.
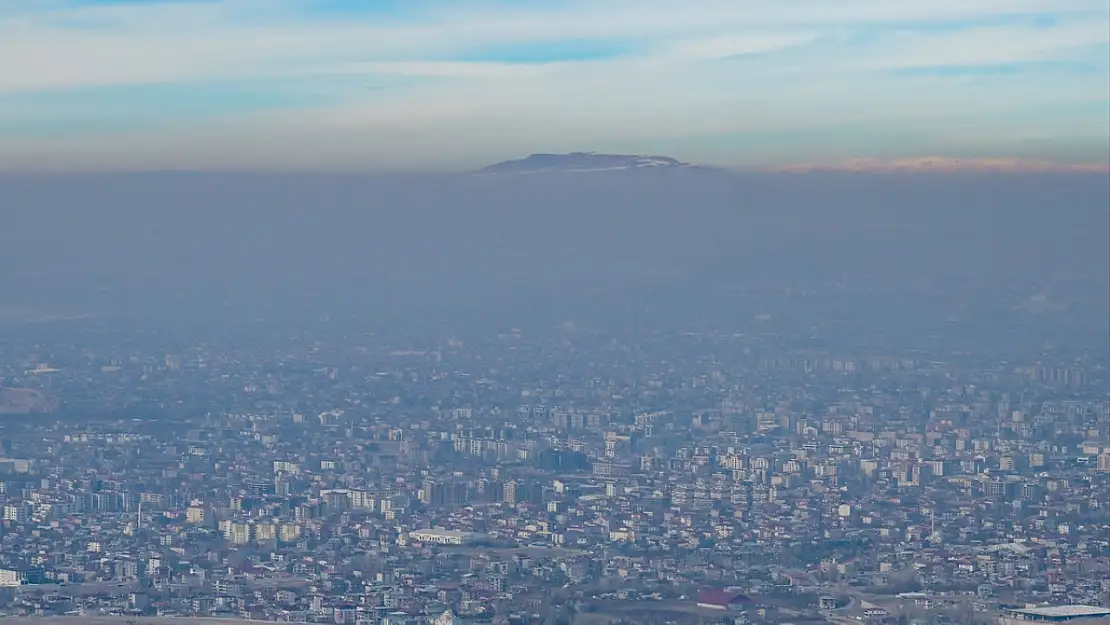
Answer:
[
  {"left": 0, "top": 618, "right": 257, "bottom": 625},
  {"left": 0, "top": 387, "right": 57, "bottom": 414}
]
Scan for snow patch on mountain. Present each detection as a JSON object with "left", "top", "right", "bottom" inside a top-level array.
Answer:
[{"left": 477, "top": 152, "right": 719, "bottom": 175}]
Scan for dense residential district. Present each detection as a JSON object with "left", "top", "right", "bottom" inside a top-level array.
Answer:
[{"left": 0, "top": 319, "right": 1107, "bottom": 625}]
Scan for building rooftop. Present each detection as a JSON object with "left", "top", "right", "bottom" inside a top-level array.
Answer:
[
  {"left": 1005, "top": 605, "right": 1110, "bottom": 618},
  {"left": 409, "top": 529, "right": 482, "bottom": 538}
]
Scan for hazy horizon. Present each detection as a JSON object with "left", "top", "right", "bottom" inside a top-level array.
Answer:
[
  {"left": 2, "top": 1, "right": 1107, "bottom": 347},
  {"left": 2, "top": 168, "right": 1107, "bottom": 355},
  {"left": 3, "top": 153, "right": 1110, "bottom": 176}
]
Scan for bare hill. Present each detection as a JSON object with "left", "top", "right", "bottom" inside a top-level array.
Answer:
[{"left": 0, "top": 387, "right": 58, "bottom": 414}]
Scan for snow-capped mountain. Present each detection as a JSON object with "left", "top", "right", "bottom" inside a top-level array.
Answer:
[{"left": 477, "top": 152, "right": 718, "bottom": 175}]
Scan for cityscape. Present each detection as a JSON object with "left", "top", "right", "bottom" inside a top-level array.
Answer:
[
  {"left": 0, "top": 289, "right": 1106, "bottom": 624},
  {"left": 0, "top": 1, "right": 1107, "bottom": 624}
]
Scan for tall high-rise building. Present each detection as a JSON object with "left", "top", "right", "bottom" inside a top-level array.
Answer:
[
  {"left": 501, "top": 480, "right": 517, "bottom": 504},
  {"left": 1097, "top": 452, "right": 1110, "bottom": 473},
  {"left": 420, "top": 479, "right": 469, "bottom": 507}
]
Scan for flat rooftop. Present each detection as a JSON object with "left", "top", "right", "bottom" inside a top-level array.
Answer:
[
  {"left": 1005, "top": 605, "right": 1110, "bottom": 618},
  {"left": 409, "top": 529, "right": 482, "bottom": 537}
]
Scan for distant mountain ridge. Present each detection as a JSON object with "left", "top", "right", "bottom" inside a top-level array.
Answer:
[{"left": 477, "top": 152, "right": 720, "bottom": 174}]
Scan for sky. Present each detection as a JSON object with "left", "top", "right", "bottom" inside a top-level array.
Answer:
[{"left": 0, "top": 0, "right": 1108, "bottom": 172}]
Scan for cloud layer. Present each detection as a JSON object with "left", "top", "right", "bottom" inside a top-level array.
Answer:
[{"left": 0, "top": 0, "right": 1107, "bottom": 171}]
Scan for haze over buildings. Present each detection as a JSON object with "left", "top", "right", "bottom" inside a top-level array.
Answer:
[{"left": 0, "top": 3, "right": 1109, "bottom": 625}]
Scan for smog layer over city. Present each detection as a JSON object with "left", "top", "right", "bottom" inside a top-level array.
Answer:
[{"left": 0, "top": 2, "right": 1108, "bottom": 625}]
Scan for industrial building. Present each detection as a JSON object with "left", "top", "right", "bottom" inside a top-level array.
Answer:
[{"left": 999, "top": 605, "right": 1110, "bottom": 623}]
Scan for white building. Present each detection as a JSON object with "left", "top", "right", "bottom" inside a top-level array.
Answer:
[
  {"left": 0, "top": 567, "right": 45, "bottom": 587},
  {"left": 408, "top": 529, "right": 484, "bottom": 545}
]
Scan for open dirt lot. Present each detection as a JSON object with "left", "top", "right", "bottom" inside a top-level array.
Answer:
[{"left": 0, "top": 618, "right": 258, "bottom": 625}]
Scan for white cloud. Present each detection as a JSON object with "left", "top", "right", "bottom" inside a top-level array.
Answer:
[
  {"left": 0, "top": 0, "right": 1106, "bottom": 170},
  {"left": 657, "top": 33, "right": 818, "bottom": 61},
  {"left": 325, "top": 61, "right": 541, "bottom": 79},
  {"left": 865, "top": 19, "right": 1110, "bottom": 69},
  {"left": 0, "top": 0, "right": 1106, "bottom": 91}
]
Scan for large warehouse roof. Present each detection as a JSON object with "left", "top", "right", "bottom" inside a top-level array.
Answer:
[{"left": 1005, "top": 605, "right": 1110, "bottom": 618}]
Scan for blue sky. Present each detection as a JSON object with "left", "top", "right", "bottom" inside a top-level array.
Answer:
[{"left": 0, "top": 0, "right": 1107, "bottom": 171}]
